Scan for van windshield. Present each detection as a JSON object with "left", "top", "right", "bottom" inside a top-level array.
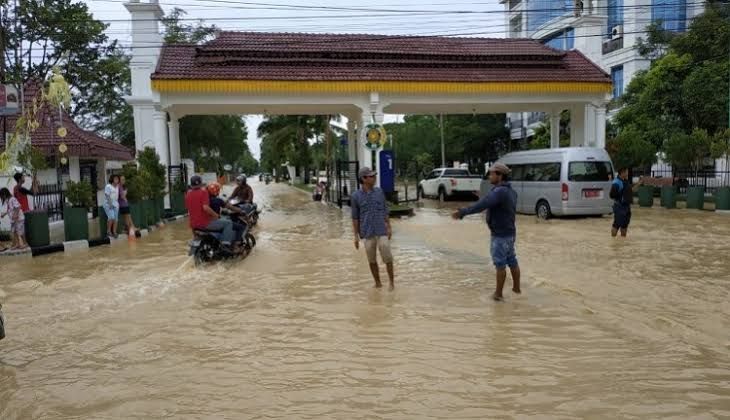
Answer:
[{"left": 568, "top": 161, "right": 614, "bottom": 182}]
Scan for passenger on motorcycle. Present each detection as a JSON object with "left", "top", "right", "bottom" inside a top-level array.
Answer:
[
  {"left": 185, "top": 176, "right": 238, "bottom": 250},
  {"left": 207, "top": 182, "right": 245, "bottom": 243}
]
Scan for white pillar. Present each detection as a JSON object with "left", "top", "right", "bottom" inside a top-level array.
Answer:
[
  {"left": 153, "top": 110, "right": 170, "bottom": 208},
  {"left": 595, "top": 105, "right": 607, "bottom": 149},
  {"left": 168, "top": 117, "right": 181, "bottom": 165},
  {"left": 550, "top": 112, "right": 561, "bottom": 148},
  {"left": 570, "top": 105, "right": 585, "bottom": 147},
  {"left": 584, "top": 104, "right": 596, "bottom": 147},
  {"left": 68, "top": 156, "right": 81, "bottom": 183},
  {"left": 347, "top": 119, "right": 357, "bottom": 163}
]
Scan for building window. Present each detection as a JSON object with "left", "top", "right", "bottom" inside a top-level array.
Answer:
[
  {"left": 652, "top": 0, "right": 687, "bottom": 32},
  {"left": 510, "top": 15, "right": 523, "bottom": 37},
  {"left": 607, "top": 0, "right": 624, "bottom": 37},
  {"left": 527, "top": 0, "right": 573, "bottom": 33},
  {"left": 542, "top": 28, "right": 574, "bottom": 50},
  {"left": 611, "top": 65, "right": 624, "bottom": 98}
]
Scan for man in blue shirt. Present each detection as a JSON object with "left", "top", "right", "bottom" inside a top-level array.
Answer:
[
  {"left": 609, "top": 167, "right": 643, "bottom": 238},
  {"left": 351, "top": 167, "right": 394, "bottom": 290},
  {"left": 452, "top": 162, "right": 520, "bottom": 301}
]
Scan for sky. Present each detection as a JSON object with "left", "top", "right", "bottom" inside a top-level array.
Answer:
[{"left": 87, "top": 0, "right": 506, "bottom": 158}]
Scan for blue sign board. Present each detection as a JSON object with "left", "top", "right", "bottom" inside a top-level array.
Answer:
[{"left": 379, "top": 150, "right": 395, "bottom": 193}]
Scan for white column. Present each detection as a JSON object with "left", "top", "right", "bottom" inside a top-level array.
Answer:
[
  {"left": 347, "top": 118, "right": 357, "bottom": 163},
  {"left": 595, "top": 105, "right": 607, "bottom": 149},
  {"left": 584, "top": 104, "right": 596, "bottom": 147},
  {"left": 69, "top": 156, "right": 81, "bottom": 182},
  {"left": 570, "top": 105, "right": 585, "bottom": 147},
  {"left": 168, "top": 117, "right": 181, "bottom": 165},
  {"left": 153, "top": 110, "right": 170, "bottom": 208},
  {"left": 550, "top": 112, "right": 561, "bottom": 148}
]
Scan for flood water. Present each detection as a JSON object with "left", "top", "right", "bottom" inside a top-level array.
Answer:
[{"left": 1, "top": 182, "right": 729, "bottom": 419}]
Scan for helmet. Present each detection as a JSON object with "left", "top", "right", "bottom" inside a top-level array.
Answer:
[
  {"left": 236, "top": 174, "right": 247, "bottom": 184},
  {"left": 206, "top": 182, "right": 221, "bottom": 196}
]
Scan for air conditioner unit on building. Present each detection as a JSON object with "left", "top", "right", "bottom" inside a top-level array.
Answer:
[{"left": 611, "top": 25, "right": 624, "bottom": 39}]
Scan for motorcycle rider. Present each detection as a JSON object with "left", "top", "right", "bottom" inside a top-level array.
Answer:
[
  {"left": 206, "top": 182, "right": 245, "bottom": 244},
  {"left": 230, "top": 174, "right": 254, "bottom": 204},
  {"left": 185, "top": 175, "right": 238, "bottom": 251}
]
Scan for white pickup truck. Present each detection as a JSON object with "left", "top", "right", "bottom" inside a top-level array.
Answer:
[{"left": 418, "top": 168, "right": 483, "bottom": 201}]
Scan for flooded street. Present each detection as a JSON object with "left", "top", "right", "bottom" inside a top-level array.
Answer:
[{"left": 1, "top": 181, "right": 729, "bottom": 419}]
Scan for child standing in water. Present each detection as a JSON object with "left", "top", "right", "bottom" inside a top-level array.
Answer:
[{"left": 0, "top": 187, "right": 29, "bottom": 250}]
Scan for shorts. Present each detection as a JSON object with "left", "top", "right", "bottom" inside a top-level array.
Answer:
[
  {"left": 119, "top": 206, "right": 130, "bottom": 215},
  {"left": 613, "top": 204, "right": 631, "bottom": 229},
  {"left": 11, "top": 220, "right": 24, "bottom": 236},
  {"left": 104, "top": 205, "right": 119, "bottom": 221},
  {"left": 363, "top": 236, "right": 393, "bottom": 264},
  {"left": 490, "top": 235, "right": 518, "bottom": 269}
]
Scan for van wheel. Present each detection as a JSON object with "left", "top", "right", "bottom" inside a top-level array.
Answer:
[
  {"left": 536, "top": 200, "right": 552, "bottom": 220},
  {"left": 438, "top": 187, "right": 446, "bottom": 202}
]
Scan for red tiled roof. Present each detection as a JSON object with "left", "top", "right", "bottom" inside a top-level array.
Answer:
[
  {"left": 1, "top": 83, "right": 134, "bottom": 161},
  {"left": 152, "top": 32, "right": 610, "bottom": 84}
]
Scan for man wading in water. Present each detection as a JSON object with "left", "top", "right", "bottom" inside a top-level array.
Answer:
[
  {"left": 610, "top": 167, "right": 643, "bottom": 237},
  {"left": 452, "top": 163, "right": 520, "bottom": 301},
  {"left": 351, "top": 167, "right": 394, "bottom": 290}
]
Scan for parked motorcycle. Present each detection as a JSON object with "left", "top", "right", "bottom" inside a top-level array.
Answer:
[{"left": 188, "top": 217, "right": 256, "bottom": 266}]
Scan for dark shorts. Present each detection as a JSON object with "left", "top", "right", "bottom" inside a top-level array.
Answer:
[
  {"left": 613, "top": 204, "right": 631, "bottom": 229},
  {"left": 120, "top": 206, "right": 131, "bottom": 215}
]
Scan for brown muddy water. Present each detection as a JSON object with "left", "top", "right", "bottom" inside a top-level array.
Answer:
[{"left": 0, "top": 181, "right": 728, "bottom": 419}]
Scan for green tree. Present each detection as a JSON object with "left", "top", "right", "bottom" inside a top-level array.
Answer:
[
  {"left": 179, "top": 115, "right": 249, "bottom": 173},
  {"left": 528, "top": 111, "right": 571, "bottom": 150},
  {"left": 664, "top": 128, "right": 713, "bottom": 175},
  {"left": 606, "top": 127, "right": 657, "bottom": 170},
  {"left": 2, "top": 0, "right": 134, "bottom": 146}
]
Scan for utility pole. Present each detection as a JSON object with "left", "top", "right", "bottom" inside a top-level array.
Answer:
[{"left": 440, "top": 113, "right": 445, "bottom": 168}]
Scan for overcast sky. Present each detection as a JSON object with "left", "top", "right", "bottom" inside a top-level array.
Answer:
[{"left": 87, "top": 0, "right": 506, "bottom": 158}]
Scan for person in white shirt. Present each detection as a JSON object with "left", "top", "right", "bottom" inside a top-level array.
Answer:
[{"left": 104, "top": 175, "right": 121, "bottom": 238}]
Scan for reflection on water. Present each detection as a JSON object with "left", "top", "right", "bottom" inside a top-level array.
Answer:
[{"left": 0, "top": 184, "right": 728, "bottom": 419}]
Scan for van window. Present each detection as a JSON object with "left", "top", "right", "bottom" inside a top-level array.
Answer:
[
  {"left": 521, "top": 163, "right": 561, "bottom": 182},
  {"left": 568, "top": 161, "right": 613, "bottom": 182},
  {"left": 510, "top": 164, "right": 525, "bottom": 181}
]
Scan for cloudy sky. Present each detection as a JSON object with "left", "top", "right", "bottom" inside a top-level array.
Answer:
[{"left": 87, "top": 0, "right": 506, "bottom": 158}]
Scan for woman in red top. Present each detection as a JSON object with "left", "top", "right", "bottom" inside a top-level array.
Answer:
[{"left": 13, "top": 173, "right": 35, "bottom": 212}]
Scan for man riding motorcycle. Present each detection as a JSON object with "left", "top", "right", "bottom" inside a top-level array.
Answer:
[
  {"left": 230, "top": 174, "right": 254, "bottom": 204},
  {"left": 185, "top": 175, "right": 238, "bottom": 252},
  {"left": 207, "top": 182, "right": 245, "bottom": 243}
]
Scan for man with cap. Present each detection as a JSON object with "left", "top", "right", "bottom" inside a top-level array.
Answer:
[
  {"left": 351, "top": 167, "right": 395, "bottom": 290},
  {"left": 452, "top": 162, "right": 521, "bottom": 301},
  {"left": 185, "top": 175, "right": 237, "bottom": 250}
]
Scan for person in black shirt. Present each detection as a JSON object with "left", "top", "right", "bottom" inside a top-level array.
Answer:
[{"left": 609, "top": 168, "right": 643, "bottom": 237}]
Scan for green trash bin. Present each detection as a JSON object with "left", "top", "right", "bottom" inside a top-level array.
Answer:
[
  {"left": 130, "top": 202, "right": 146, "bottom": 229},
  {"left": 661, "top": 185, "right": 677, "bottom": 209},
  {"left": 143, "top": 199, "right": 155, "bottom": 227},
  {"left": 173, "top": 191, "right": 186, "bottom": 215},
  {"left": 714, "top": 187, "right": 730, "bottom": 211},
  {"left": 98, "top": 206, "right": 108, "bottom": 237},
  {"left": 25, "top": 210, "right": 50, "bottom": 248},
  {"left": 638, "top": 185, "right": 654, "bottom": 207},
  {"left": 155, "top": 197, "right": 164, "bottom": 223},
  {"left": 686, "top": 186, "right": 705, "bottom": 210},
  {"left": 63, "top": 206, "right": 89, "bottom": 241}
]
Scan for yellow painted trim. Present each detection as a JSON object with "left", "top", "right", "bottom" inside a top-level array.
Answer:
[{"left": 152, "top": 79, "right": 611, "bottom": 95}]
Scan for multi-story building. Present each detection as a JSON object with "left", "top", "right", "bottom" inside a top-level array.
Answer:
[{"left": 503, "top": 0, "right": 705, "bottom": 143}]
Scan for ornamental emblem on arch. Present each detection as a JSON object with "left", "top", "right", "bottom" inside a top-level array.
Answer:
[{"left": 365, "top": 124, "right": 386, "bottom": 150}]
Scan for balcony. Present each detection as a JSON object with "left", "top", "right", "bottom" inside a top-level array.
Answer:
[{"left": 602, "top": 37, "right": 624, "bottom": 55}]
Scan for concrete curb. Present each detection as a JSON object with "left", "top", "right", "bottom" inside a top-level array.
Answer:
[{"left": 16, "top": 213, "right": 190, "bottom": 259}]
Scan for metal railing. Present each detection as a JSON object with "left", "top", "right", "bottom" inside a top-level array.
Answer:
[
  {"left": 632, "top": 168, "right": 730, "bottom": 195},
  {"left": 33, "top": 183, "right": 65, "bottom": 221},
  {"left": 168, "top": 164, "right": 189, "bottom": 192}
]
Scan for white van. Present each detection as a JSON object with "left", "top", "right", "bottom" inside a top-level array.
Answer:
[{"left": 482, "top": 147, "right": 614, "bottom": 219}]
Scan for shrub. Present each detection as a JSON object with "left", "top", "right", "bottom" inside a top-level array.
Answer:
[{"left": 65, "top": 180, "right": 94, "bottom": 208}]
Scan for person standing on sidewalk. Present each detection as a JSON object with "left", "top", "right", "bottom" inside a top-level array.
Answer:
[
  {"left": 104, "top": 175, "right": 121, "bottom": 238},
  {"left": 118, "top": 175, "right": 137, "bottom": 236},
  {"left": 351, "top": 167, "right": 394, "bottom": 290},
  {"left": 452, "top": 162, "right": 520, "bottom": 301}
]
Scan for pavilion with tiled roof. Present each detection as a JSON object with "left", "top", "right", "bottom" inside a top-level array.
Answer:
[
  {"left": 125, "top": 0, "right": 612, "bottom": 188},
  {"left": 1, "top": 83, "right": 134, "bottom": 162}
]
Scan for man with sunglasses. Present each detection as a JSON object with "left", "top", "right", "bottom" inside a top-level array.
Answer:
[{"left": 351, "top": 167, "right": 394, "bottom": 290}]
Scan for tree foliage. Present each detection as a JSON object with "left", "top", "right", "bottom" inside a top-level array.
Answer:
[
  {"left": 528, "top": 111, "right": 571, "bottom": 150},
  {"left": 2, "top": 0, "right": 134, "bottom": 146},
  {"left": 614, "top": 3, "right": 730, "bottom": 169},
  {"left": 179, "top": 115, "right": 249, "bottom": 174}
]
